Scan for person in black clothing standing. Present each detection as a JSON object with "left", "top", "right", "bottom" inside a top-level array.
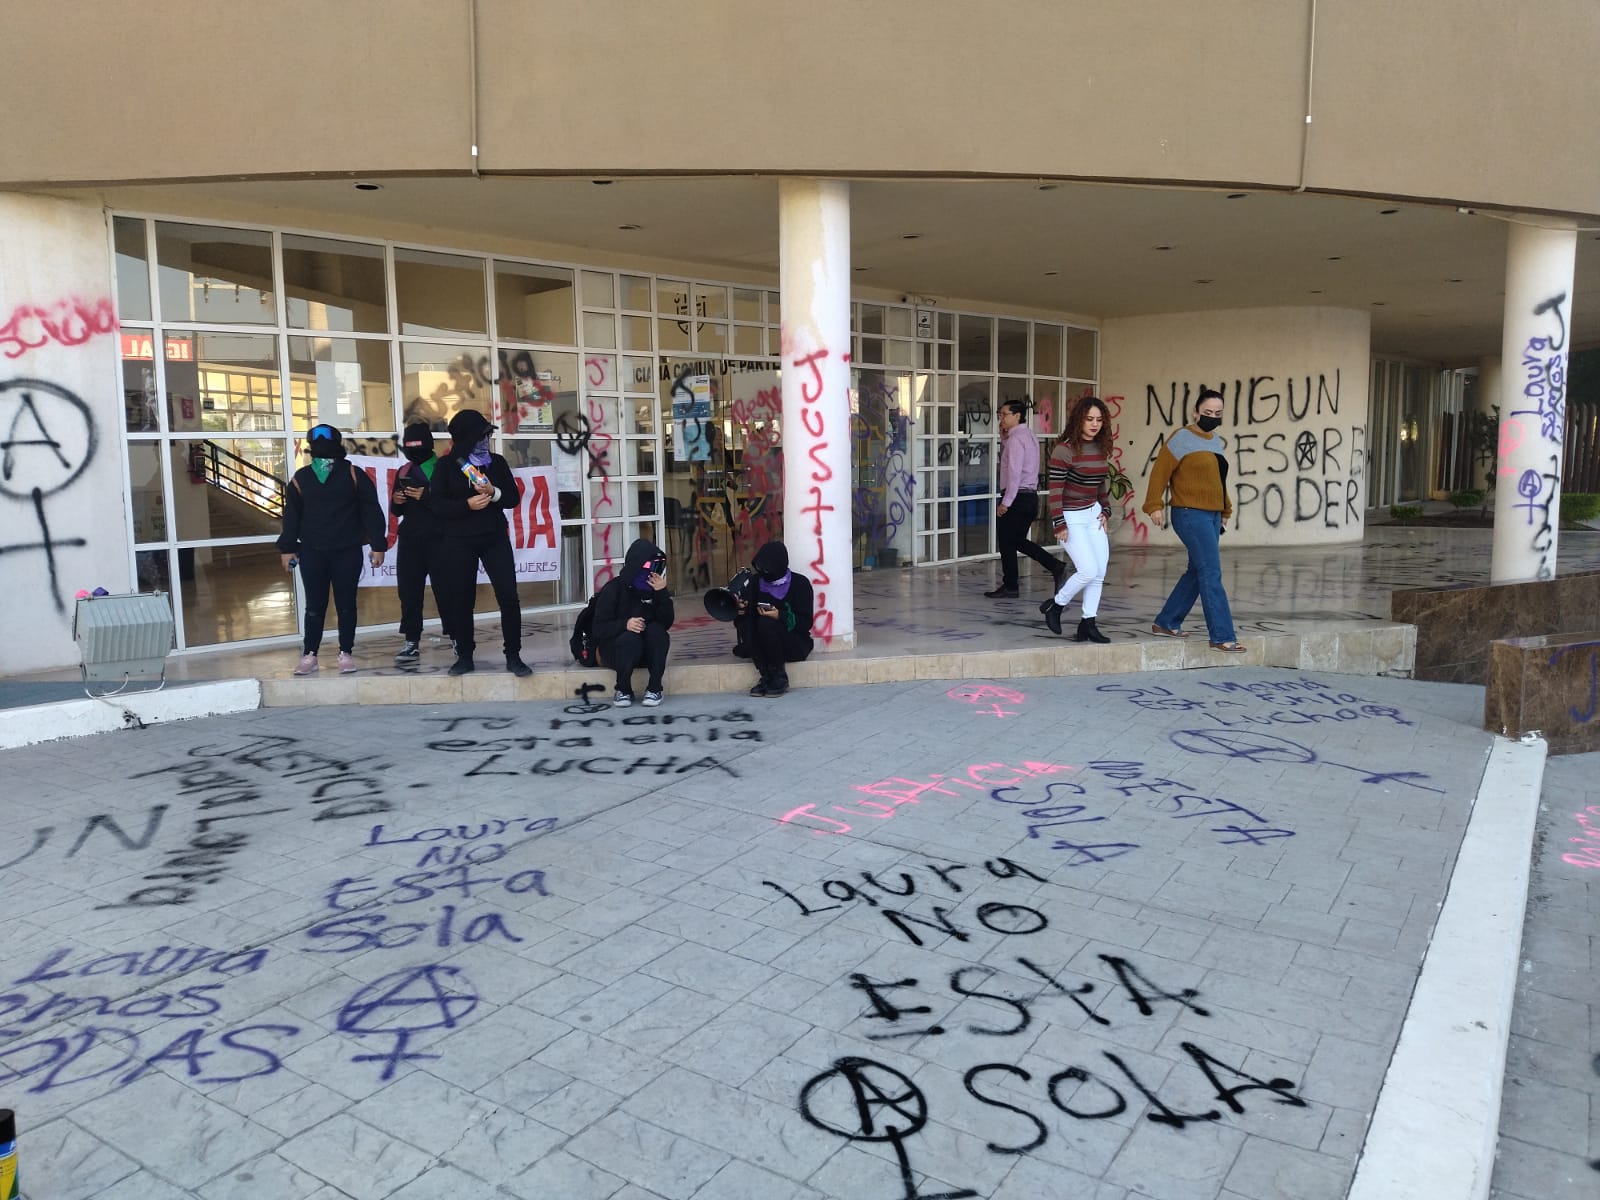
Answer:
[
  {"left": 733, "top": 541, "right": 813, "bottom": 697},
  {"left": 277, "top": 424, "right": 387, "bottom": 676},
  {"left": 390, "top": 420, "right": 449, "bottom": 663},
  {"left": 428, "top": 409, "right": 531, "bottom": 677},
  {"left": 591, "top": 538, "right": 674, "bottom": 707}
]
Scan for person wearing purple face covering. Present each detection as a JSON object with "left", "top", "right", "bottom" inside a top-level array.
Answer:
[
  {"left": 733, "top": 541, "right": 814, "bottom": 697},
  {"left": 590, "top": 538, "right": 674, "bottom": 706},
  {"left": 427, "top": 408, "right": 529, "bottom": 677}
]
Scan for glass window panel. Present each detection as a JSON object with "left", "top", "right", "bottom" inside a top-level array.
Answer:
[
  {"left": 697, "top": 323, "right": 728, "bottom": 354},
  {"left": 1032, "top": 379, "right": 1062, "bottom": 439},
  {"left": 1067, "top": 327, "right": 1098, "bottom": 379},
  {"left": 693, "top": 284, "right": 728, "bottom": 320},
  {"left": 887, "top": 339, "right": 915, "bottom": 367},
  {"left": 937, "top": 311, "right": 954, "bottom": 340},
  {"left": 997, "top": 318, "right": 1029, "bottom": 374},
  {"left": 861, "top": 305, "right": 885, "bottom": 335},
  {"left": 959, "top": 499, "right": 992, "bottom": 557},
  {"left": 657, "top": 317, "right": 690, "bottom": 352},
  {"left": 121, "top": 337, "right": 162, "bottom": 432},
  {"left": 765, "top": 327, "right": 783, "bottom": 356},
  {"left": 937, "top": 343, "right": 952, "bottom": 370},
  {"left": 887, "top": 307, "right": 913, "bottom": 337},
  {"left": 282, "top": 235, "right": 387, "bottom": 333},
  {"left": 155, "top": 222, "right": 274, "bottom": 325},
  {"left": 400, "top": 341, "right": 493, "bottom": 428},
  {"left": 500, "top": 437, "right": 557, "bottom": 469},
  {"left": 581, "top": 270, "right": 615, "bottom": 309},
  {"left": 493, "top": 261, "right": 576, "bottom": 345},
  {"left": 621, "top": 315, "right": 652, "bottom": 351},
  {"left": 171, "top": 438, "right": 285, "bottom": 542},
  {"left": 395, "top": 248, "right": 486, "bottom": 337},
  {"left": 1034, "top": 324, "right": 1063, "bottom": 377},
  {"left": 958, "top": 315, "right": 993, "bottom": 371},
  {"left": 180, "top": 541, "right": 296, "bottom": 647},
  {"left": 657, "top": 279, "right": 690, "bottom": 317},
  {"left": 938, "top": 531, "right": 955, "bottom": 560},
  {"left": 734, "top": 324, "right": 763, "bottom": 355},
  {"left": 958, "top": 376, "right": 993, "bottom": 437},
  {"left": 623, "top": 356, "right": 655, "bottom": 391},
  {"left": 732, "top": 289, "right": 762, "bottom": 321},
  {"left": 135, "top": 548, "right": 171, "bottom": 597},
  {"left": 620, "top": 275, "right": 652, "bottom": 311},
  {"left": 288, "top": 336, "right": 394, "bottom": 432},
  {"left": 113, "top": 216, "right": 152, "bottom": 321},
  {"left": 583, "top": 353, "right": 618, "bottom": 393},
  {"left": 625, "top": 438, "right": 656, "bottom": 476},
  {"left": 166, "top": 333, "right": 280, "bottom": 433},
  {"left": 127, "top": 442, "right": 166, "bottom": 543},
  {"left": 495, "top": 349, "right": 578, "bottom": 436},
  {"left": 582, "top": 311, "right": 617, "bottom": 348},
  {"left": 766, "top": 292, "right": 780, "bottom": 325},
  {"left": 859, "top": 338, "right": 884, "bottom": 364},
  {"left": 627, "top": 396, "right": 657, "bottom": 435}
]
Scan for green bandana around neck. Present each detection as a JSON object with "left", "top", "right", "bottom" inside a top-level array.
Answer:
[
  {"left": 311, "top": 459, "right": 334, "bottom": 484},
  {"left": 419, "top": 457, "right": 436, "bottom": 479}
]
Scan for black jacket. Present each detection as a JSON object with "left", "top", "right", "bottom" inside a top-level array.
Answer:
[
  {"left": 592, "top": 539, "right": 675, "bottom": 645},
  {"left": 277, "top": 460, "right": 386, "bottom": 554},
  {"left": 392, "top": 457, "right": 446, "bottom": 542},
  {"left": 427, "top": 452, "right": 519, "bottom": 539}
]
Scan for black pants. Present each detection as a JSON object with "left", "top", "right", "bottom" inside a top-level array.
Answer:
[
  {"left": 299, "top": 544, "right": 363, "bottom": 654},
  {"left": 396, "top": 532, "right": 448, "bottom": 642},
  {"left": 735, "top": 613, "right": 812, "bottom": 676},
  {"left": 996, "top": 491, "right": 1058, "bottom": 588},
  {"left": 607, "top": 624, "right": 670, "bottom": 693},
  {"left": 435, "top": 531, "right": 521, "bottom": 658}
]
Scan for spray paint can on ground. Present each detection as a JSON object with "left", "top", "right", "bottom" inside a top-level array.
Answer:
[{"left": 0, "top": 1109, "right": 17, "bottom": 1200}]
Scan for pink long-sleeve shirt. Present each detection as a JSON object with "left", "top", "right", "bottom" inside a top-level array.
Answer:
[{"left": 1000, "top": 422, "right": 1041, "bottom": 507}]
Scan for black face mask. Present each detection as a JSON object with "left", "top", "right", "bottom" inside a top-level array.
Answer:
[
  {"left": 1196, "top": 415, "right": 1223, "bottom": 432},
  {"left": 402, "top": 444, "right": 433, "bottom": 464}
]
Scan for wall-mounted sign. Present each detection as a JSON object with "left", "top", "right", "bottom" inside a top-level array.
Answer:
[{"left": 915, "top": 309, "right": 934, "bottom": 339}]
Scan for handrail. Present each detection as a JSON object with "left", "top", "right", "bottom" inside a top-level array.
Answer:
[{"left": 199, "top": 440, "right": 285, "bottom": 519}]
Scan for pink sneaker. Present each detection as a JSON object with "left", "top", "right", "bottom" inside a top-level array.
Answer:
[
  {"left": 293, "top": 652, "right": 318, "bottom": 676},
  {"left": 338, "top": 652, "right": 357, "bottom": 674}
]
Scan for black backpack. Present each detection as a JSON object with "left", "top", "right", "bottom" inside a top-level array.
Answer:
[{"left": 569, "top": 594, "right": 601, "bottom": 667}]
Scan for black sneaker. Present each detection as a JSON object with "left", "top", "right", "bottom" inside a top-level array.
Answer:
[
  {"left": 613, "top": 690, "right": 634, "bottom": 707},
  {"left": 394, "top": 641, "right": 420, "bottom": 663},
  {"left": 506, "top": 655, "right": 532, "bottom": 677},
  {"left": 447, "top": 657, "right": 476, "bottom": 676},
  {"left": 984, "top": 586, "right": 1020, "bottom": 599}
]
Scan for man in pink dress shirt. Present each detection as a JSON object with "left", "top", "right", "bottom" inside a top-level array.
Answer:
[{"left": 985, "top": 399, "right": 1065, "bottom": 599}]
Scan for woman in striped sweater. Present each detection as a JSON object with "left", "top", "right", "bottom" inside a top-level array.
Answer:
[{"left": 1039, "top": 397, "right": 1114, "bottom": 642}]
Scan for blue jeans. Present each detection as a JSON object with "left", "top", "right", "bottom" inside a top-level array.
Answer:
[{"left": 1154, "top": 506, "right": 1235, "bottom": 643}]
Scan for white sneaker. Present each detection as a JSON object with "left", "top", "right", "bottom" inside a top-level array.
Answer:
[
  {"left": 293, "top": 652, "right": 318, "bottom": 676},
  {"left": 642, "top": 690, "right": 663, "bottom": 707},
  {"left": 338, "top": 652, "right": 357, "bottom": 674}
]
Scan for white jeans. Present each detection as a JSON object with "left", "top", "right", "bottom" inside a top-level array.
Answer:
[{"left": 1053, "top": 506, "right": 1110, "bottom": 616}]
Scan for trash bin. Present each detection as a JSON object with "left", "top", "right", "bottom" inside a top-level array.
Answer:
[{"left": 73, "top": 591, "right": 174, "bottom": 695}]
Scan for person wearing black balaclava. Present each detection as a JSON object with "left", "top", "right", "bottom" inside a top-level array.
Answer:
[
  {"left": 733, "top": 540, "right": 814, "bottom": 697},
  {"left": 427, "top": 408, "right": 530, "bottom": 677},
  {"left": 277, "top": 424, "right": 387, "bottom": 676},
  {"left": 390, "top": 420, "right": 451, "bottom": 663},
  {"left": 590, "top": 538, "right": 674, "bottom": 706}
]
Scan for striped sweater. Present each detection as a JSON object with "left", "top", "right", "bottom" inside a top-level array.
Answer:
[{"left": 1046, "top": 440, "right": 1111, "bottom": 533}]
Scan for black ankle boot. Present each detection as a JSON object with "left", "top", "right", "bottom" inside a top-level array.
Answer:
[
  {"left": 1075, "top": 617, "right": 1110, "bottom": 644},
  {"left": 749, "top": 674, "right": 770, "bottom": 697},
  {"left": 766, "top": 671, "right": 790, "bottom": 697},
  {"left": 1039, "top": 599, "right": 1064, "bottom": 635}
]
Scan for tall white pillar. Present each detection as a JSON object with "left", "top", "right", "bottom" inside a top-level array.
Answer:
[
  {"left": 1491, "top": 220, "right": 1577, "bottom": 582},
  {"left": 779, "top": 178, "right": 854, "bottom": 648}
]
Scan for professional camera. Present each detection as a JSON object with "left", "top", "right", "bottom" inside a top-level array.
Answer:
[{"left": 703, "top": 568, "right": 758, "bottom": 622}]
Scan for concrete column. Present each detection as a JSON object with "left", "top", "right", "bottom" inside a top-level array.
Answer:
[
  {"left": 1491, "top": 220, "right": 1577, "bottom": 582},
  {"left": 779, "top": 178, "right": 855, "bottom": 648}
]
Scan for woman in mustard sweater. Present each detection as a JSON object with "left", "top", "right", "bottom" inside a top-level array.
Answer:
[{"left": 1142, "top": 388, "right": 1245, "bottom": 652}]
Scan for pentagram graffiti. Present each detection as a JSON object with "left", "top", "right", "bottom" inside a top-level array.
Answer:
[{"left": 1294, "top": 429, "right": 1318, "bottom": 470}]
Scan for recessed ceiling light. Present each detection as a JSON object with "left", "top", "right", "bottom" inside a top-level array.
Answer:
[
  {"left": 901, "top": 234, "right": 921, "bottom": 240},
  {"left": 1226, "top": 193, "right": 1248, "bottom": 200},
  {"left": 1194, "top": 278, "right": 1214, "bottom": 284},
  {"left": 1309, "top": 289, "right": 1324, "bottom": 294},
  {"left": 854, "top": 266, "right": 871, "bottom": 272},
  {"left": 592, "top": 179, "right": 613, "bottom": 185},
  {"left": 1371, "top": 300, "right": 1387, "bottom": 306},
  {"left": 1153, "top": 245, "right": 1173, "bottom": 251},
  {"left": 1043, "top": 271, "right": 1059, "bottom": 276},
  {"left": 353, "top": 182, "right": 382, "bottom": 192},
  {"left": 617, "top": 224, "right": 641, "bottom": 231},
  {"left": 1037, "top": 184, "right": 1059, "bottom": 192},
  {"left": 1379, "top": 208, "right": 1399, "bottom": 215},
  {"left": 1326, "top": 255, "right": 1343, "bottom": 261},
  {"left": 1446, "top": 277, "right": 1463, "bottom": 283}
]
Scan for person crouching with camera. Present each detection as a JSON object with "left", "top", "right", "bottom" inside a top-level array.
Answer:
[
  {"left": 591, "top": 538, "right": 674, "bottom": 707},
  {"left": 736, "top": 541, "right": 814, "bottom": 697}
]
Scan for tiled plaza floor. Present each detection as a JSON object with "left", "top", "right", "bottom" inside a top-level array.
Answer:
[{"left": 1, "top": 667, "right": 1492, "bottom": 1198}]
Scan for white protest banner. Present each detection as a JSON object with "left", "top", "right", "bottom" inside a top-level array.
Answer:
[{"left": 347, "top": 455, "right": 561, "bottom": 586}]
